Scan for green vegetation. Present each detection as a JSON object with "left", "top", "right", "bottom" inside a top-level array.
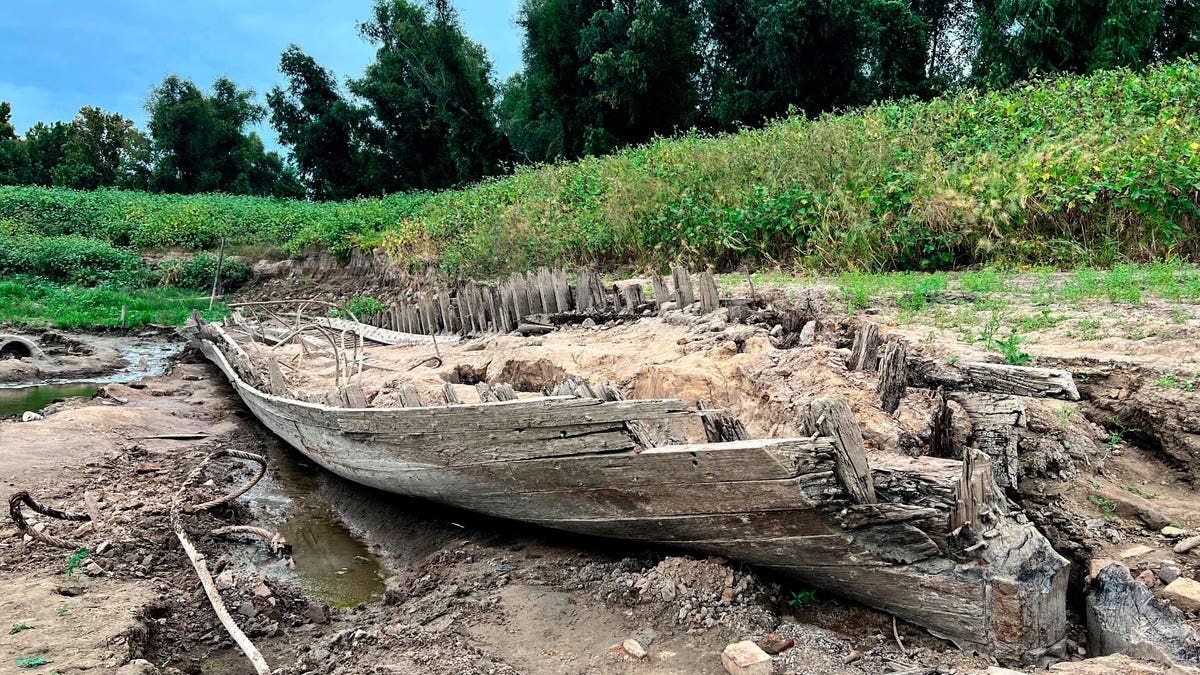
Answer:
[
  {"left": 786, "top": 588, "right": 820, "bottom": 609},
  {"left": 13, "top": 655, "right": 52, "bottom": 669},
  {"left": 1089, "top": 495, "right": 1119, "bottom": 522},
  {"left": 9, "top": 623, "right": 33, "bottom": 635},
  {"left": 62, "top": 548, "right": 91, "bottom": 578},
  {"left": 1, "top": 60, "right": 1198, "bottom": 276},
  {"left": 1126, "top": 485, "right": 1155, "bottom": 499},
  {"left": 0, "top": 277, "right": 227, "bottom": 330}
]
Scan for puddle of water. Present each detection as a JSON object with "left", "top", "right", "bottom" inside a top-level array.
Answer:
[
  {"left": 246, "top": 436, "right": 387, "bottom": 607},
  {"left": 0, "top": 340, "right": 183, "bottom": 417}
]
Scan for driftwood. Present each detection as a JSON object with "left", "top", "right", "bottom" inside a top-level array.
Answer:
[
  {"left": 929, "top": 389, "right": 956, "bottom": 458},
  {"left": 876, "top": 340, "right": 908, "bottom": 414},
  {"left": 951, "top": 392, "right": 1024, "bottom": 489},
  {"left": 848, "top": 322, "right": 880, "bottom": 371},
  {"left": 671, "top": 267, "right": 695, "bottom": 308},
  {"left": 699, "top": 270, "right": 720, "bottom": 313}
]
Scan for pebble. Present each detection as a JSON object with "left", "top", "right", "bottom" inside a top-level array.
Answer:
[
  {"left": 253, "top": 583, "right": 272, "bottom": 598},
  {"left": 1136, "top": 569, "right": 1158, "bottom": 588},
  {"left": 215, "top": 571, "right": 235, "bottom": 591},
  {"left": 237, "top": 602, "right": 258, "bottom": 618},
  {"left": 21, "top": 411, "right": 43, "bottom": 422},
  {"left": 756, "top": 632, "right": 794, "bottom": 655},
  {"left": 842, "top": 650, "right": 863, "bottom": 664},
  {"left": 86, "top": 561, "right": 106, "bottom": 576},
  {"left": 1159, "top": 562, "right": 1181, "bottom": 585},
  {"left": 1174, "top": 535, "right": 1200, "bottom": 554},
  {"left": 622, "top": 639, "right": 648, "bottom": 660},
  {"left": 1162, "top": 526, "right": 1188, "bottom": 537}
]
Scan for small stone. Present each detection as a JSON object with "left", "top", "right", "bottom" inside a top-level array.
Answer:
[
  {"left": 1161, "top": 526, "right": 1188, "bottom": 537},
  {"left": 1174, "top": 535, "right": 1200, "bottom": 554},
  {"left": 21, "top": 411, "right": 43, "bottom": 422},
  {"left": 721, "top": 640, "right": 772, "bottom": 675},
  {"left": 305, "top": 602, "right": 331, "bottom": 624},
  {"left": 721, "top": 587, "right": 735, "bottom": 604},
  {"left": 756, "top": 632, "right": 794, "bottom": 655},
  {"left": 253, "top": 583, "right": 272, "bottom": 598},
  {"left": 842, "top": 650, "right": 862, "bottom": 664},
  {"left": 622, "top": 639, "right": 647, "bottom": 660},
  {"left": 1118, "top": 545, "right": 1155, "bottom": 559},
  {"left": 237, "top": 602, "right": 258, "bottom": 618},
  {"left": 85, "top": 562, "right": 105, "bottom": 576},
  {"left": 797, "top": 321, "right": 816, "bottom": 346},
  {"left": 769, "top": 324, "right": 783, "bottom": 338},
  {"left": 215, "top": 571, "right": 235, "bottom": 591},
  {"left": 1161, "top": 578, "right": 1200, "bottom": 612},
  {"left": 1136, "top": 569, "right": 1158, "bottom": 588},
  {"left": 1159, "top": 562, "right": 1181, "bottom": 585},
  {"left": 581, "top": 318, "right": 596, "bottom": 328}
]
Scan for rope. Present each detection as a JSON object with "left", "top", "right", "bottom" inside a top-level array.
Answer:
[{"left": 8, "top": 491, "right": 91, "bottom": 549}]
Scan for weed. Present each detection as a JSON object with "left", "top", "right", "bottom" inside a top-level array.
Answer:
[
  {"left": 995, "top": 329, "right": 1031, "bottom": 365},
  {"left": 9, "top": 623, "right": 33, "bottom": 635},
  {"left": 62, "top": 548, "right": 90, "bottom": 578},
  {"left": 1154, "top": 373, "right": 1181, "bottom": 388},
  {"left": 1125, "top": 485, "right": 1155, "bottom": 499},
  {"left": 54, "top": 603, "right": 68, "bottom": 617},
  {"left": 1054, "top": 406, "right": 1077, "bottom": 429},
  {"left": 14, "top": 655, "right": 52, "bottom": 669},
  {"left": 786, "top": 589, "right": 820, "bottom": 609},
  {"left": 977, "top": 311, "right": 1004, "bottom": 348},
  {"left": 1072, "top": 318, "right": 1105, "bottom": 341},
  {"left": 1089, "top": 495, "right": 1119, "bottom": 522},
  {"left": 946, "top": 354, "right": 960, "bottom": 365}
]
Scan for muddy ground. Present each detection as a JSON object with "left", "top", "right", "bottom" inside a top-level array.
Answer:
[{"left": 2, "top": 270, "right": 1199, "bottom": 674}]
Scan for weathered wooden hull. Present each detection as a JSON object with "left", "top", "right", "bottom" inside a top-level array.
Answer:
[{"left": 187, "top": 320, "right": 1069, "bottom": 663}]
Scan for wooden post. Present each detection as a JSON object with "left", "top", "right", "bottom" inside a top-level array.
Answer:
[
  {"left": 651, "top": 276, "right": 669, "bottom": 309},
  {"left": 802, "top": 396, "right": 876, "bottom": 504},
  {"left": 930, "top": 388, "right": 956, "bottom": 458},
  {"left": 699, "top": 270, "right": 720, "bottom": 313},
  {"left": 849, "top": 322, "right": 881, "bottom": 371},
  {"left": 397, "top": 384, "right": 423, "bottom": 407},
  {"left": 671, "top": 267, "right": 694, "bottom": 308},
  {"left": 208, "top": 236, "right": 226, "bottom": 311},
  {"left": 119, "top": 305, "right": 127, "bottom": 328},
  {"left": 552, "top": 268, "right": 572, "bottom": 311},
  {"left": 875, "top": 340, "right": 908, "bottom": 414}
]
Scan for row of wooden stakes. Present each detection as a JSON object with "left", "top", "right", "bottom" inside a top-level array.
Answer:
[{"left": 355, "top": 266, "right": 723, "bottom": 337}]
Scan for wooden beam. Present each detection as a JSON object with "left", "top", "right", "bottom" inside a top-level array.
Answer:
[{"left": 802, "top": 396, "right": 876, "bottom": 504}]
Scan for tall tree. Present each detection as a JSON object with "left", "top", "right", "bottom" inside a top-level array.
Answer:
[
  {"left": 22, "top": 122, "right": 71, "bottom": 186},
  {"left": 53, "top": 107, "right": 146, "bottom": 190},
  {"left": 351, "top": 0, "right": 510, "bottom": 191},
  {"left": 268, "top": 45, "right": 370, "bottom": 200},
  {"left": 146, "top": 75, "right": 300, "bottom": 196},
  {"left": 0, "top": 102, "right": 28, "bottom": 185}
]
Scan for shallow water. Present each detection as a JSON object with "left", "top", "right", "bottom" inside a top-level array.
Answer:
[
  {"left": 0, "top": 339, "right": 183, "bottom": 417},
  {"left": 245, "top": 435, "right": 389, "bottom": 607}
]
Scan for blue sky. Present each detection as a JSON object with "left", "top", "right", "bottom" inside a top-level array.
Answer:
[{"left": 0, "top": 1, "right": 523, "bottom": 145}]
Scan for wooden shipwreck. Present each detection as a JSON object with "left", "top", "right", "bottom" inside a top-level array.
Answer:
[{"left": 184, "top": 311, "right": 1069, "bottom": 662}]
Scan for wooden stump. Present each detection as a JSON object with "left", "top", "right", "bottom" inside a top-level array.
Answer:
[
  {"left": 699, "top": 270, "right": 720, "bottom": 313},
  {"left": 671, "top": 267, "right": 695, "bottom": 308},
  {"left": 875, "top": 340, "right": 908, "bottom": 414},
  {"left": 848, "top": 322, "right": 880, "bottom": 371}
]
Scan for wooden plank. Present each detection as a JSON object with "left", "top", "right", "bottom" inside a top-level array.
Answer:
[
  {"left": 312, "top": 317, "right": 456, "bottom": 347},
  {"left": 397, "top": 384, "right": 423, "bottom": 408},
  {"left": 910, "top": 360, "right": 1081, "bottom": 401},
  {"left": 651, "top": 275, "right": 669, "bottom": 309},
  {"left": 552, "top": 268, "right": 572, "bottom": 311},
  {"left": 699, "top": 270, "right": 719, "bottom": 313},
  {"left": 476, "top": 382, "right": 497, "bottom": 403},
  {"left": 802, "top": 396, "right": 876, "bottom": 504},
  {"left": 344, "top": 384, "right": 368, "bottom": 408},
  {"left": 492, "top": 383, "right": 519, "bottom": 401},
  {"left": 671, "top": 267, "right": 694, "bottom": 308},
  {"left": 537, "top": 267, "right": 558, "bottom": 313},
  {"left": 525, "top": 271, "right": 544, "bottom": 314},
  {"left": 509, "top": 273, "right": 531, "bottom": 319},
  {"left": 333, "top": 397, "right": 692, "bottom": 434},
  {"left": 442, "top": 382, "right": 461, "bottom": 405},
  {"left": 697, "top": 399, "right": 746, "bottom": 442},
  {"left": 267, "top": 357, "right": 288, "bottom": 397},
  {"left": 951, "top": 392, "right": 1024, "bottom": 489}
]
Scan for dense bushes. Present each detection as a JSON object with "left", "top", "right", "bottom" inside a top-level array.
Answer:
[
  {"left": 0, "top": 233, "right": 145, "bottom": 284},
  {"left": 1, "top": 59, "right": 1198, "bottom": 276}
]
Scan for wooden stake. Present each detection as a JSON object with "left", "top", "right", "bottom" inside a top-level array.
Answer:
[{"left": 208, "top": 236, "right": 226, "bottom": 311}]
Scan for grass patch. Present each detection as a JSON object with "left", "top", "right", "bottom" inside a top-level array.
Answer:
[{"left": 0, "top": 276, "right": 228, "bottom": 330}]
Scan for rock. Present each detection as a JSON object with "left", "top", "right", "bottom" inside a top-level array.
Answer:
[
  {"left": 756, "top": 632, "right": 794, "bottom": 655},
  {"left": 842, "top": 650, "right": 862, "bottom": 664},
  {"left": 1090, "top": 558, "right": 1116, "bottom": 579},
  {"left": 1161, "top": 526, "right": 1188, "bottom": 537},
  {"left": 721, "top": 641, "right": 772, "bottom": 675},
  {"left": 1161, "top": 578, "right": 1200, "bottom": 613},
  {"left": 986, "top": 668, "right": 1027, "bottom": 675},
  {"left": 721, "top": 587, "right": 735, "bottom": 604},
  {"left": 214, "top": 570, "right": 235, "bottom": 590},
  {"left": 1136, "top": 569, "right": 1158, "bottom": 588},
  {"left": 797, "top": 321, "right": 816, "bottom": 346},
  {"left": 1159, "top": 562, "right": 1181, "bottom": 585},
  {"left": 581, "top": 318, "right": 597, "bottom": 328},
  {"left": 304, "top": 602, "right": 331, "bottom": 624},
  {"left": 1086, "top": 563, "right": 1200, "bottom": 667},
  {"left": 1119, "top": 545, "right": 1155, "bottom": 559},
  {"left": 21, "top": 411, "right": 43, "bottom": 422},
  {"left": 252, "top": 583, "right": 272, "bottom": 598},
  {"left": 85, "top": 562, "right": 105, "bottom": 576},
  {"left": 114, "top": 659, "right": 160, "bottom": 675},
  {"left": 621, "top": 639, "right": 647, "bottom": 660},
  {"left": 1174, "top": 535, "right": 1200, "bottom": 554},
  {"left": 236, "top": 602, "right": 258, "bottom": 619}
]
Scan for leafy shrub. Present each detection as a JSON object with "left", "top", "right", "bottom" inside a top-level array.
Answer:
[
  {"left": 0, "top": 234, "right": 145, "bottom": 284},
  {"left": 157, "top": 253, "right": 250, "bottom": 290},
  {"left": 332, "top": 295, "right": 387, "bottom": 320}
]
